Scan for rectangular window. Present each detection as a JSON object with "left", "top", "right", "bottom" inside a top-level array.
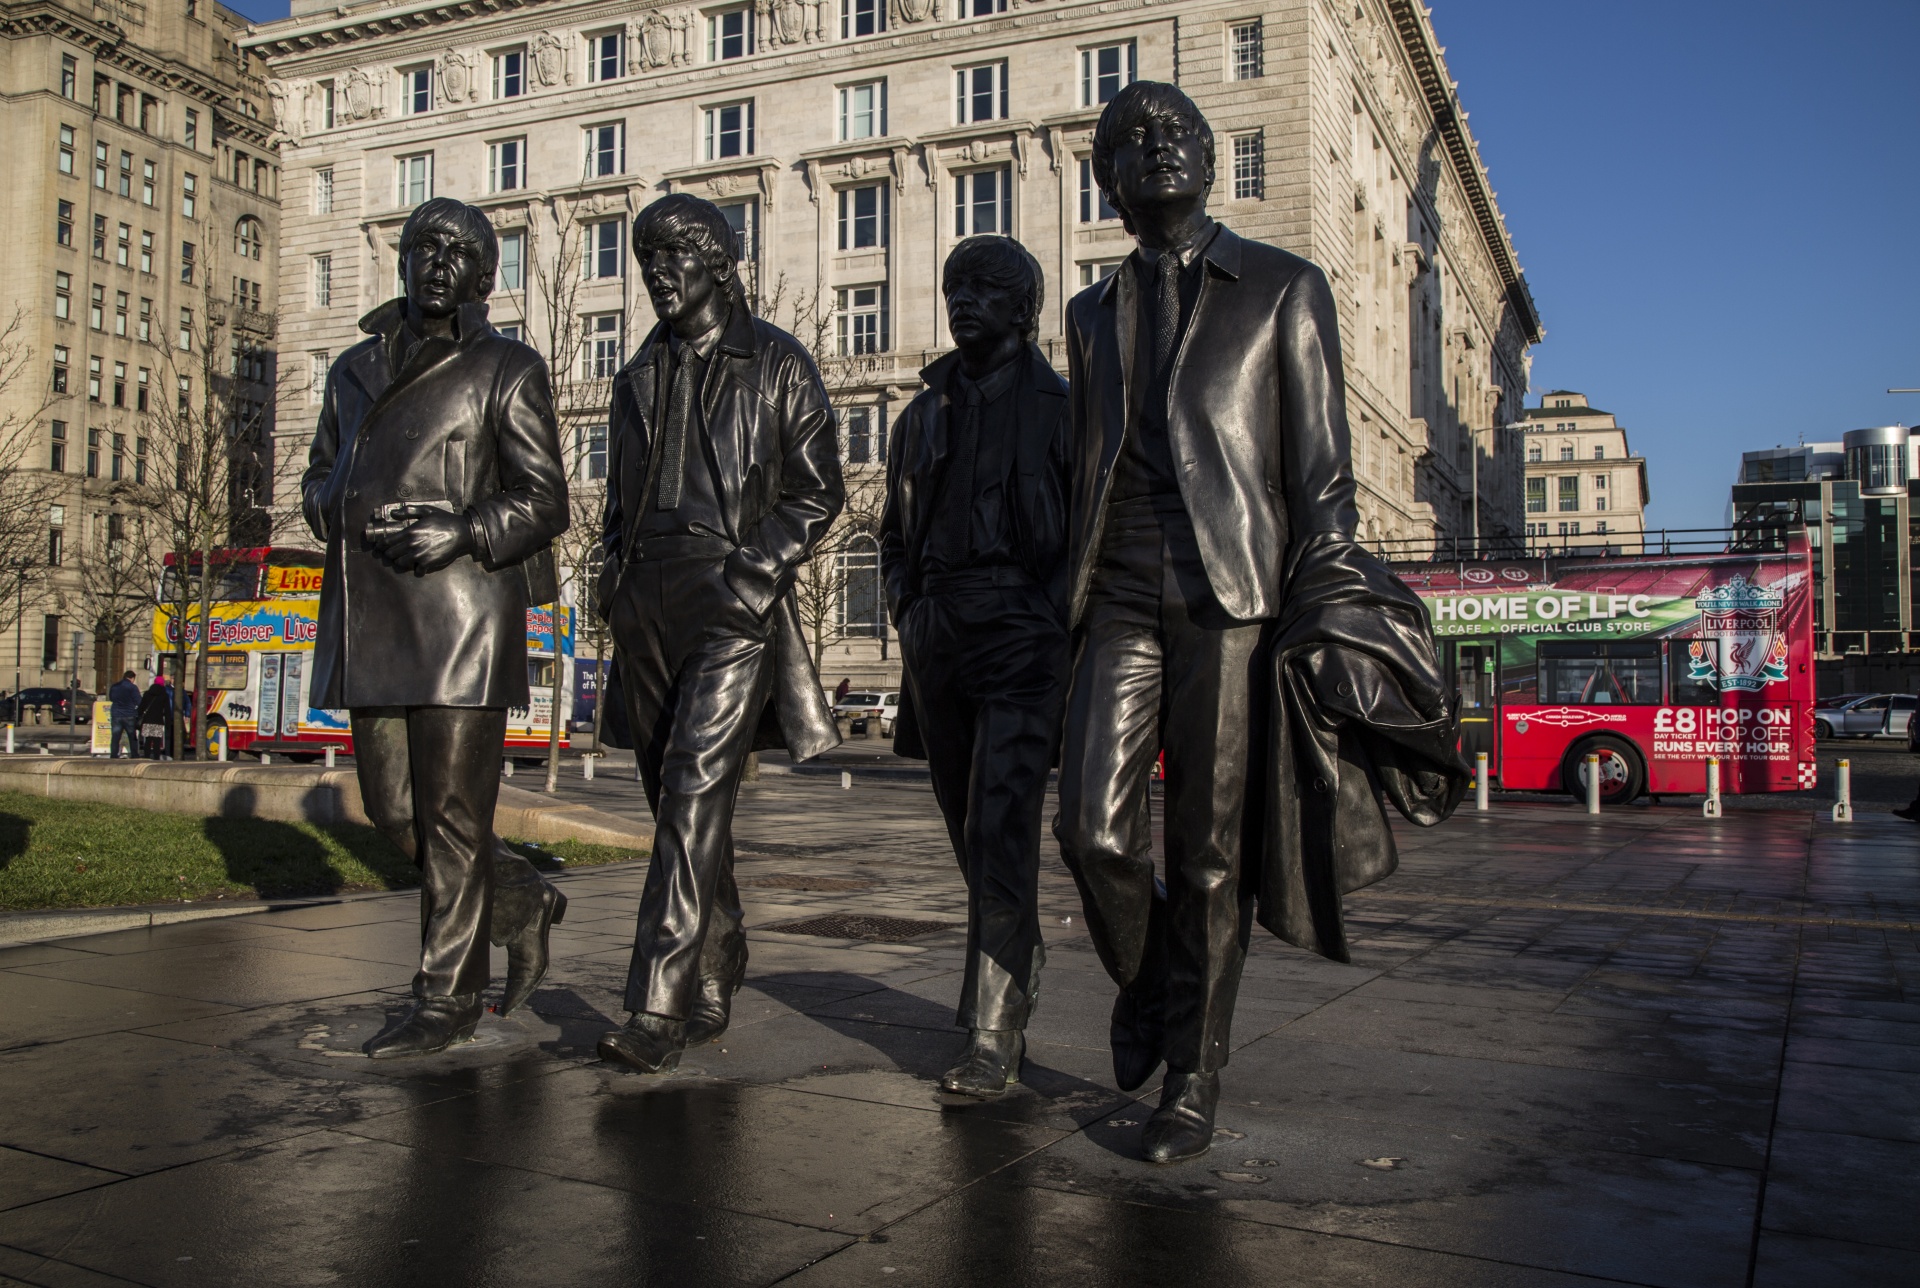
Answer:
[
  {"left": 585, "top": 122, "right": 625, "bottom": 178},
  {"left": 1525, "top": 476, "right": 1546, "bottom": 513},
  {"left": 1594, "top": 473, "right": 1609, "bottom": 490},
  {"left": 86, "top": 356, "right": 101, "bottom": 402},
  {"left": 312, "top": 254, "right": 332, "bottom": 307},
  {"left": 319, "top": 82, "right": 335, "bottom": 130},
  {"left": 48, "top": 525, "right": 63, "bottom": 568},
  {"left": 136, "top": 367, "right": 149, "bottom": 412},
  {"left": 89, "top": 283, "right": 104, "bottom": 330},
  {"left": 59, "top": 125, "right": 75, "bottom": 174},
  {"left": 401, "top": 65, "right": 433, "bottom": 114},
  {"left": 1595, "top": 495, "right": 1609, "bottom": 512},
  {"left": 86, "top": 428, "right": 100, "bottom": 475},
  {"left": 178, "top": 307, "right": 192, "bottom": 350},
  {"left": 1231, "top": 131, "right": 1264, "bottom": 200},
  {"left": 112, "top": 364, "right": 125, "bottom": 407},
  {"left": 955, "top": 61, "right": 1007, "bottom": 123},
  {"left": 1078, "top": 158, "right": 1119, "bottom": 223},
  {"left": 141, "top": 159, "right": 155, "bottom": 205},
  {"left": 1538, "top": 640, "right": 1661, "bottom": 706},
  {"left": 953, "top": 167, "right": 1009, "bottom": 236},
  {"left": 42, "top": 616, "right": 60, "bottom": 670},
  {"left": 839, "top": 80, "right": 886, "bottom": 141},
  {"left": 1228, "top": 20, "right": 1263, "bottom": 80},
  {"left": 836, "top": 285, "right": 888, "bottom": 355},
  {"left": 184, "top": 108, "right": 198, "bottom": 149},
  {"left": 962, "top": 0, "right": 1006, "bottom": 14},
  {"left": 396, "top": 153, "right": 432, "bottom": 206},
  {"left": 842, "top": 405, "right": 875, "bottom": 465},
  {"left": 840, "top": 0, "right": 885, "bottom": 38},
  {"left": 498, "top": 231, "right": 525, "bottom": 291},
  {"left": 1079, "top": 260, "right": 1121, "bottom": 289},
  {"left": 180, "top": 241, "right": 195, "bottom": 284},
  {"left": 1593, "top": 444, "right": 1606, "bottom": 460},
  {"left": 116, "top": 223, "right": 130, "bottom": 266},
  {"left": 1527, "top": 444, "right": 1542, "bottom": 462},
  {"left": 181, "top": 172, "right": 196, "bottom": 218},
  {"left": 582, "top": 313, "right": 622, "bottom": 379},
  {"left": 56, "top": 200, "right": 73, "bottom": 246},
  {"left": 52, "top": 348, "right": 68, "bottom": 394},
  {"left": 581, "top": 423, "right": 608, "bottom": 480},
  {"left": 94, "top": 140, "right": 108, "bottom": 188},
  {"left": 61, "top": 54, "right": 76, "bottom": 98},
  {"left": 1079, "top": 42, "right": 1136, "bottom": 107},
  {"left": 137, "top": 297, "right": 151, "bottom": 342},
  {"left": 1559, "top": 443, "right": 1575, "bottom": 461},
  {"left": 586, "top": 219, "right": 623, "bottom": 279},
  {"left": 837, "top": 184, "right": 888, "bottom": 250},
  {"left": 719, "top": 200, "right": 757, "bottom": 269},
  {"left": 492, "top": 48, "right": 525, "bottom": 99},
  {"left": 314, "top": 167, "right": 334, "bottom": 214},
  {"left": 134, "top": 436, "right": 147, "bottom": 483},
  {"left": 54, "top": 272, "right": 71, "bottom": 319},
  {"left": 1557, "top": 476, "right": 1579, "bottom": 512},
  {"left": 309, "top": 350, "right": 330, "bottom": 404},
  {"left": 708, "top": 7, "right": 752, "bottom": 60},
  {"left": 49, "top": 420, "right": 65, "bottom": 472},
  {"left": 139, "top": 230, "right": 153, "bottom": 273},
  {"left": 92, "top": 214, "right": 106, "bottom": 259},
  {"left": 118, "top": 151, "right": 132, "bottom": 198},
  {"left": 704, "top": 101, "right": 755, "bottom": 160},
  {"left": 587, "top": 30, "right": 623, "bottom": 82},
  {"left": 111, "top": 430, "right": 125, "bottom": 477},
  {"left": 496, "top": 323, "right": 522, "bottom": 342},
  {"left": 488, "top": 138, "right": 525, "bottom": 192}
]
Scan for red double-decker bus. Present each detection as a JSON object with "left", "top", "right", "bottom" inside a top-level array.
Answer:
[{"left": 1387, "top": 529, "right": 1815, "bottom": 805}]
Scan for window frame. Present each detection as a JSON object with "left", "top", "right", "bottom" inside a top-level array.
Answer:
[
  {"left": 488, "top": 137, "right": 527, "bottom": 193},
  {"left": 491, "top": 46, "right": 527, "bottom": 100},
  {"left": 954, "top": 60, "right": 1008, "bottom": 124},
  {"left": 1229, "top": 130, "right": 1265, "bottom": 201},
  {"left": 586, "top": 29, "right": 624, "bottom": 82},
  {"left": 1227, "top": 18, "right": 1264, "bottom": 81},
  {"left": 584, "top": 121, "right": 626, "bottom": 178},
  {"left": 838, "top": 79, "right": 887, "bottom": 141},
  {"left": 312, "top": 253, "right": 332, "bottom": 308},
  {"left": 704, "top": 100, "right": 756, "bottom": 161},
  {"left": 953, "top": 166, "right": 1011, "bottom": 237},
  {"left": 400, "top": 64, "right": 434, "bottom": 115},
  {"left": 840, "top": 0, "right": 885, "bottom": 39},
  {"left": 836, "top": 284, "right": 889, "bottom": 356},
  {"left": 836, "top": 183, "right": 890, "bottom": 250},
  {"left": 585, "top": 219, "right": 624, "bottom": 280},
  {"left": 396, "top": 152, "right": 433, "bottom": 207},
  {"left": 707, "top": 6, "right": 754, "bottom": 62},
  {"left": 1077, "top": 158, "right": 1119, "bottom": 224},
  {"left": 1078, "top": 41, "right": 1137, "bottom": 108}
]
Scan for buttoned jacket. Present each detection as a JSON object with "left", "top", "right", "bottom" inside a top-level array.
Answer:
[{"left": 302, "top": 298, "right": 569, "bottom": 710}]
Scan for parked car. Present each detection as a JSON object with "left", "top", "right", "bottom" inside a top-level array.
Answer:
[
  {"left": 831, "top": 691, "right": 900, "bottom": 738},
  {"left": 1886, "top": 695, "right": 1917, "bottom": 739},
  {"left": 0, "top": 687, "right": 95, "bottom": 723},
  {"left": 1813, "top": 693, "right": 1910, "bottom": 740},
  {"left": 1814, "top": 693, "right": 1870, "bottom": 711}
]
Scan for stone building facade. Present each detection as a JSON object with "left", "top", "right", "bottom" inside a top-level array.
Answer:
[
  {"left": 1521, "top": 389, "right": 1648, "bottom": 551},
  {"left": 245, "top": 0, "right": 1536, "bottom": 689},
  {"left": 1, "top": 0, "right": 280, "bottom": 696}
]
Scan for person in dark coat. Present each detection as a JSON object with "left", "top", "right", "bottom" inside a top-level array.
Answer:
[
  {"left": 1053, "top": 83, "right": 1466, "bottom": 1164},
  {"left": 880, "top": 235, "right": 1071, "bottom": 1097},
  {"left": 595, "top": 194, "right": 843, "bottom": 1075},
  {"left": 108, "top": 671, "right": 142, "bottom": 758},
  {"left": 137, "top": 675, "right": 174, "bottom": 759},
  {"left": 302, "top": 197, "right": 571, "bottom": 1058}
]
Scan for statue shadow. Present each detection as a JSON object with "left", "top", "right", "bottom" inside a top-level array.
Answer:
[
  {"left": 203, "top": 814, "right": 416, "bottom": 899},
  {"left": 0, "top": 811, "right": 29, "bottom": 871}
]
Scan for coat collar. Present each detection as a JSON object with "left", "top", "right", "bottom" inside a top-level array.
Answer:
[
  {"left": 625, "top": 298, "right": 757, "bottom": 376},
  {"left": 1096, "top": 222, "right": 1244, "bottom": 307},
  {"left": 356, "top": 297, "right": 496, "bottom": 349}
]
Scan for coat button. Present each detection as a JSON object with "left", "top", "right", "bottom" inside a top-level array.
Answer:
[
  {"left": 346, "top": 488, "right": 358, "bottom": 499},
  {"left": 398, "top": 485, "right": 412, "bottom": 498},
  {"left": 1336, "top": 680, "right": 1354, "bottom": 697},
  {"left": 1312, "top": 776, "right": 1330, "bottom": 793},
  {"left": 405, "top": 429, "right": 419, "bottom": 439}
]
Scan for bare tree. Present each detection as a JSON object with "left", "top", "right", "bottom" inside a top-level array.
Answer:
[
  {"left": 0, "top": 311, "right": 73, "bottom": 696},
  {"left": 69, "top": 507, "right": 160, "bottom": 693}
]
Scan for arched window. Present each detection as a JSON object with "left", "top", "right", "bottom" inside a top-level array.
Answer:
[
  {"left": 837, "top": 534, "right": 883, "bottom": 637},
  {"left": 234, "top": 217, "right": 262, "bottom": 260}
]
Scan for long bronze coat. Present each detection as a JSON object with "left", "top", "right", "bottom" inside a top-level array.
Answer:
[
  {"left": 1063, "top": 224, "right": 1467, "bottom": 961},
  {"left": 302, "top": 299, "right": 569, "bottom": 711},
  {"left": 597, "top": 306, "right": 844, "bottom": 761}
]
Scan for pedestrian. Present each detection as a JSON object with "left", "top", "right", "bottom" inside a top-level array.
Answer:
[
  {"left": 137, "top": 675, "right": 173, "bottom": 759},
  {"left": 834, "top": 676, "right": 852, "bottom": 704},
  {"left": 108, "top": 670, "right": 141, "bottom": 758}
]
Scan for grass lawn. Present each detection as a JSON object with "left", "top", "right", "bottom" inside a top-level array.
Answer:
[{"left": 0, "top": 790, "right": 645, "bottom": 911}]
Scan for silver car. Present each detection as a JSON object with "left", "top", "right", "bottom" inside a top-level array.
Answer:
[{"left": 1813, "top": 693, "right": 1914, "bottom": 739}]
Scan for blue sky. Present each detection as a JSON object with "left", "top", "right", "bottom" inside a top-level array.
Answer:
[{"left": 228, "top": 0, "right": 1920, "bottom": 529}]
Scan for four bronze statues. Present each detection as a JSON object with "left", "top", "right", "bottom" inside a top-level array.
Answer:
[{"left": 317, "top": 86, "right": 1463, "bottom": 1160}]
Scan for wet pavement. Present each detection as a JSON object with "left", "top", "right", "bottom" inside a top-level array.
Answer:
[{"left": 1, "top": 775, "right": 1917, "bottom": 1287}]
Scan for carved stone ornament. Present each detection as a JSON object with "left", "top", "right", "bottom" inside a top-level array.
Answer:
[
  {"left": 890, "top": 144, "right": 910, "bottom": 192},
  {"left": 965, "top": 139, "right": 989, "bottom": 164},
  {"left": 344, "top": 69, "right": 377, "bottom": 121},
  {"left": 890, "top": 0, "right": 937, "bottom": 24},
  {"left": 265, "top": 79, "right": 298, "bottom": 143},
  {"left": 533, "top": 32, "right": 567, "bottom": 87},
  {"left": 706, "top": 174, "right": 743, "bottom": 198},
  {"left": 438, "top": 51, "right": 475, "bottom": 104},
  {"left": 760, "top": 0, "right": 815, "bottom": 45}
]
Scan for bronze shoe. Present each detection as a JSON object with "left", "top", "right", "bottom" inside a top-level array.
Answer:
[
  {"left": 684, "top": 936, "right": 748, "bottom": 1047},
  {"left": 940, "top": 1029, "right": 1025, "bottom": 1098},
  {"left": 1141, "top": 1070, "right": 1220, "bottom": 1164},
  {"left": 363, "top": 994, "right": 483, "bottom": 1059},
  {"left": 597, "top": 1012, "right": 687, "bottom": 1075},
  {"left": 498, "top": 883, "right": 567, "bottom": 1017}
]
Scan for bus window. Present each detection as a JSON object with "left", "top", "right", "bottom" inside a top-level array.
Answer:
[
  {"left": 1538, "top": 640, "right": 1661, "bottom": 705},
  {"left": 205, "top": 651, "right": 248, "bottom": 689},
  {"left": 1669, "top": 639, "right": 1721, "bottom": 705},
  {"left": 528, "top": 658, "right": 556, "bottom": 689}
]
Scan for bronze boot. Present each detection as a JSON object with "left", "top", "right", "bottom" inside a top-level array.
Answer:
[
  {"left": 684, "top": 935, "right": 748, "bottom": 1046},
  {"left": 363, "top": 994, "right": 484, "bottom": 1059},
  {"left": 598, "top": 1012, "right": 687, "bottom": 1075},
  {"left": 940, "top": 1029, "right": 1025, "bottom": 1098},
  {"left": 490, "top": 841, "right": 568, "bottom": 1017},
  {"left": 1140, "top": 1070, "right": 1220, "bottom": 1164}
]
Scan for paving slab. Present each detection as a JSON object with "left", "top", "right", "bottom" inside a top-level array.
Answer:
[{"left": 0, "top": 779, "right": 1915, "bottom": 1285}]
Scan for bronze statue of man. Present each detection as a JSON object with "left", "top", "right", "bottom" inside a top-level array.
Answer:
[
  {"left": 880, "top": 236, "right": 1071, "bottom": 1097},
  {"left": 1055, "top": 84, "right": 1466, "bottom": 1161},
  {"left": 304, "top": 197, "right": 572, "bottom": 1058},
  {"left": 597, "top": 194, "right": 844, "bottom": 1075}
]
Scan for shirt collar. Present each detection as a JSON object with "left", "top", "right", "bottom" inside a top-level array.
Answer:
[
  {"left": 1136, "top": 217, "right": 1219, "bottom": 272},
  {"left": 953, "top": 350, "right": 1023, "bottom": 405}
]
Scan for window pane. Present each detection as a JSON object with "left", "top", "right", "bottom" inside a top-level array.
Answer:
[{"left": 1537, "top": 641, "right": 1662, "bottom": 706}]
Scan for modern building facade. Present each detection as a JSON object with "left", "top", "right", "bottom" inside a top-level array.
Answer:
[
  {"left": 1732, "top": 424, "right": 1920, "bottom": 663},
  {"left": 1, "top": 0, "right": 280, "bottom": 695},
  {"left": 1519, "top": 389, "right": 1648, "bottom": 551},
  {"left": 244, "top": 0, "right": 1538, "bottom": 688}
]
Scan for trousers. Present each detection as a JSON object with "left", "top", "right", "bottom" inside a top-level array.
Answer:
[
  {"left": 902, "top": 576, "right": 1068, "bottom": 1030},
  {"left": 1054, "top": 500, "right": 1262, "bottom": 1074},
  {"left": 611, "top": 554, "right": 772, "bottom": 1019},
  {"left": 351, "top": 706, "right": 508, "bottom": 999}
]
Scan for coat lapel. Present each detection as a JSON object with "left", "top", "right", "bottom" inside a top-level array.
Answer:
[{"left": 1102, "top": 265, "right": 1136, "bottom": 486}]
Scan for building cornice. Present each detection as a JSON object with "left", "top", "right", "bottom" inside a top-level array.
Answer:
[
  {"left": 3, "top": 1, "right": 244, "bottom": 105},
  {"left": 1385, "top": 0, "right": 1541, "bottom": 344}
]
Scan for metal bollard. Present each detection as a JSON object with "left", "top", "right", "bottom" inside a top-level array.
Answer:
[
  {"left": 258, "top": 752, "right": 270, "bottom": 765},
  {"left": 324, "top": 746, "right": 336, "bottom": 768},
  {"left": 503, "top": 760, "right": 514, "bottom": 778},
  {"left": 216, "top": 728, "right": 227, "bottom": 762},
  {"left": 583, "top": 754, "right": 595, "bottom": 781},
  {"left": 1703, "top": 757, "right": 1722, "bottom": 819},
  {"left": 5, "top": 723, "right": 11, "bottom": 754},
  {"left": 1474, "top": 752, "right": 1489, "bottom": 812},
  {"left": 1832, "top": 758, "right": 1853, "bottom": 823},
  {"left": 1585, "top": 753, "right": 1602, "bottom": 815},
  {"left": 841, "top": 770, "right": 853, "bottom": 790}
]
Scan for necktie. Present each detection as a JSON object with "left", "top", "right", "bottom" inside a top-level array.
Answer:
[
  {"left": 655, "top": 348, "right": 697, "bottom": 511},
  {"left": 939, "top": 385, "right": 981, "bottom": 566},
  {"left": 1153, "top": 252, "right": 1182, "bottom": 375}
]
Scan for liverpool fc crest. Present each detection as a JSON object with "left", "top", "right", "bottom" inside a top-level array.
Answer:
[{"left": 1689, "top": 576, "right": 1789, "bottom": 692}]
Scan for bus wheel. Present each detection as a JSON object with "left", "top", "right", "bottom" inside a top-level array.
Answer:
[{"left": 1564, "top": 735, "right": 1644, "bottom": 806}]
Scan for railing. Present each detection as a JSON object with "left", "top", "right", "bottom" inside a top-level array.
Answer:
[{"left": 1376, "top": 524, "right": 1801, "bottom": 566}]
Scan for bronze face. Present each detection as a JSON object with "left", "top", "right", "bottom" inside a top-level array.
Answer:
[
  {"left": 1107, "top": 111, "right": 1213, "bottom": 223},
  {"left": 403, "top": 227, "right": 488, "bottom": 317},
  {"left": 643, "top": 243, "right": 731, "bottom": 335},
  {"left": 945, "top": 274, "right": 1027, "bottom": 357}
]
